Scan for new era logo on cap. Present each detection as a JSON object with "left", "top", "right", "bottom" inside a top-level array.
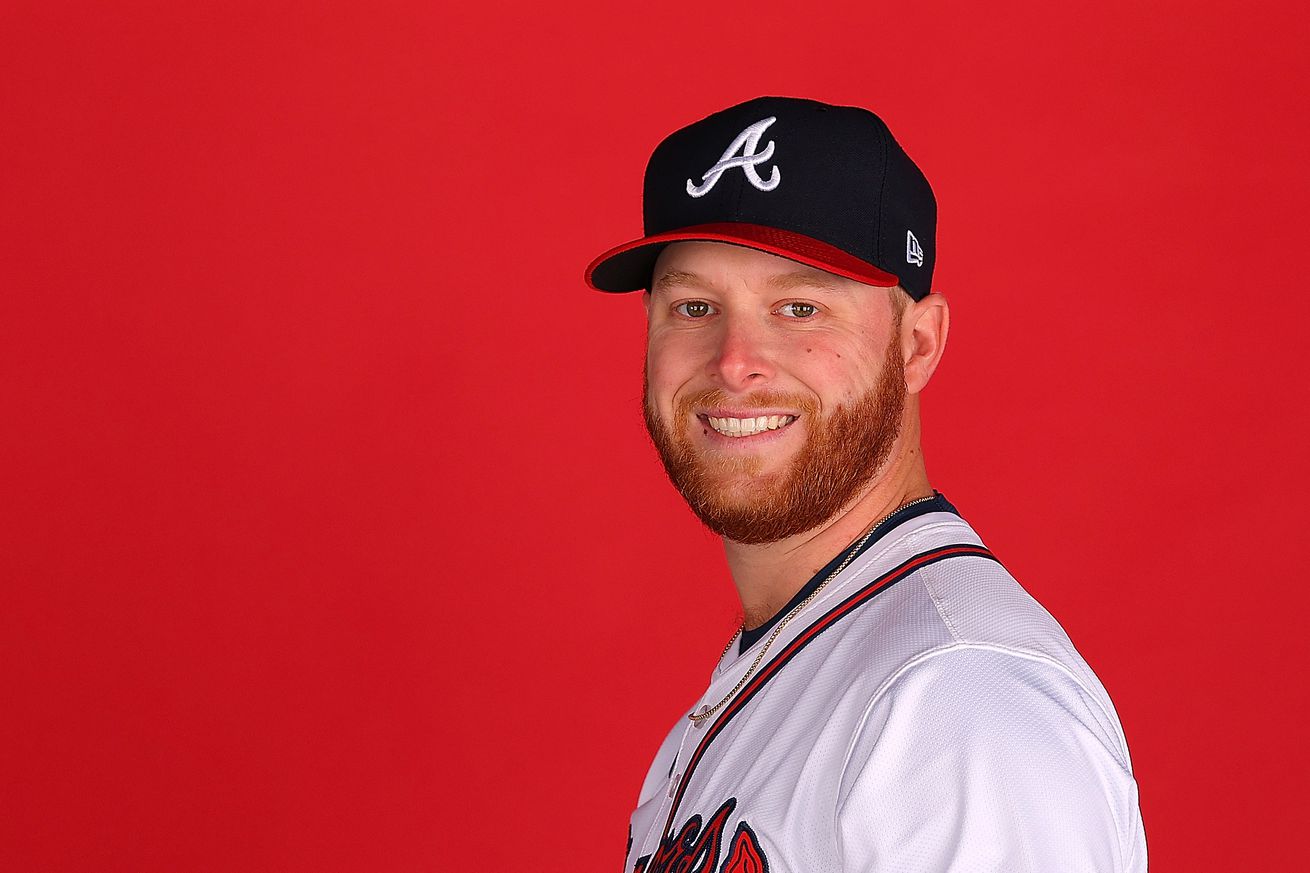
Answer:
[
  {"left": 585, "top": 96, "right": 937, "bottom": 300},
  {"left": 906, "top": 230, "right": 924, "bottom": 266}
]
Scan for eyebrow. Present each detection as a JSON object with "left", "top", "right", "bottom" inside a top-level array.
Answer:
[
  {"left": 651, "top": 270, "right": 706, "bottom": 293},
  {"left": 651, "top": 268, "right": 848, "bottom": 294},
  {"left": 766, "top": 271, "right": 848, "bottom": 293}
]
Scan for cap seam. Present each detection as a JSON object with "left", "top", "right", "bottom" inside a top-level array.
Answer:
[
  {"left": 731, "top": 150, "right": 746, "bottom": 220},
  {"left": 873, "top": 121, "right": 889, "bottom": 273}
]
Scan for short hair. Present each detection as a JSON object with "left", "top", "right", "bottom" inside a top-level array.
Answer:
[{"left": 889, "top": 285, "right": 912, "bottom": 320}]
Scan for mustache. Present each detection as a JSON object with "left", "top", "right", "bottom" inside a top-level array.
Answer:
[{"left": 675, "top": 388, "right": 820, "bottom": 418}]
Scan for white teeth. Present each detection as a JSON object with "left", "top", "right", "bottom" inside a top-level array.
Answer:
[{"left": 706, "top": 415, "right": 796, "bottom": 437}]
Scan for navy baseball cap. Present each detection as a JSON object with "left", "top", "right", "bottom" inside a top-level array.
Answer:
[{"left": 585, "top": 96, "right": 938, "bottom": 300}]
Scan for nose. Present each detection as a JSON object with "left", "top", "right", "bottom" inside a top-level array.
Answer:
[{"left": 708, "top": 313, "right": 775, "bottom": 392}]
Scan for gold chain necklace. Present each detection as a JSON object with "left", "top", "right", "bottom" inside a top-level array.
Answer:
[{"left": 687, "top": 493, "right": 938, "bottom": 726}]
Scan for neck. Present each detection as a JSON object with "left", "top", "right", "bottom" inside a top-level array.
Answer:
[{"left": 722, "top": 431, "right": 933, "bottom": 631}]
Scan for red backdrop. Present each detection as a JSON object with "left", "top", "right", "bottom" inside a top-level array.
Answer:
[{"left": 3, "top": 2, "right": 1307, "bottom": 870}]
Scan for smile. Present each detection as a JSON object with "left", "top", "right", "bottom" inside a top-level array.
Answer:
[{"left": 705, "top": 414, "right": 797, "bottom": 437}]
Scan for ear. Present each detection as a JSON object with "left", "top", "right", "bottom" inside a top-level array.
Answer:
[
  {"left": 902, "top": 292, "right": 949, "bottom": 395},
  {"left": 642, "top": 289, "right": 652, "bottom": 317}
]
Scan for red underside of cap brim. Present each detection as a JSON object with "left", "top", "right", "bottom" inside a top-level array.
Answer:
[{"left": 584, "top": 222, "right": 899, "bottom": 292}]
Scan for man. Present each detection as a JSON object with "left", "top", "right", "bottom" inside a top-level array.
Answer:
[{"left": 585, "top": 97, "right": 1146, "bottom": 873}]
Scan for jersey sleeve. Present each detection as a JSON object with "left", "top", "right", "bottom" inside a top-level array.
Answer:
[{"left": 836, "top": 645, "right": 1146, "bottom": 873}]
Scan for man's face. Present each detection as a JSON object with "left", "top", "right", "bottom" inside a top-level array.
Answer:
[{"left": 643, "top": 242, "right": 907, "bottom": 545}]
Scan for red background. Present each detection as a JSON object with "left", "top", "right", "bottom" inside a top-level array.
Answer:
[{"left": 3, "top": 2, "right": 1307, "bottom": 870}]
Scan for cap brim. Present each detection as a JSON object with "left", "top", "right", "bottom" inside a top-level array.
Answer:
[{"left": 584, "top": 222, "right": 900, "bottom": 292}]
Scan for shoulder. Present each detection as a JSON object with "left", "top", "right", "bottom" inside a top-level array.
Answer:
[
  {"left": 844, "top": 643, "right": 1133, "bottom": 780},
  {"left": 835, "top": 515, "right": 1131, "bottom": 753},
  {"left": 837, "top": 645, "right": 1145, "bottom": 872}
]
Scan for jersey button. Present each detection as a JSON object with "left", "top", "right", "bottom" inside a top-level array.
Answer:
[{"left": 667, "top": 773, "right": 681, "bottom": 799}]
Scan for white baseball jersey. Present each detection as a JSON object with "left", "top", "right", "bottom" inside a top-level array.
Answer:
[{"left": 625, "top": 498, "right": 1146, "bottom": 872}]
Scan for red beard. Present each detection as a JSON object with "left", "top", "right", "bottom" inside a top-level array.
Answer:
[{"left": 643, "top": 331, "right": 906, "bottom": 545}]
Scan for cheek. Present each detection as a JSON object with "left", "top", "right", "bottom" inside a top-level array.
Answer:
[
  {"left": 645, "top": 343, "right": 693, "bottom": 415},
  {"left": 647, "top": 332, "right": 704, "bottom": 383},
  {"left": 789, "top": 348, "right": 883, "bottom": 405}
]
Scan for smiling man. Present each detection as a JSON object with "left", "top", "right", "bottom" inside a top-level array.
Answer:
[{"left": 586, "top": 97, "right": 1146, "bottom": 873}]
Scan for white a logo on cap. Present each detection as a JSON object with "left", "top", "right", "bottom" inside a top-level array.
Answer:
[
  {"left": 686, "top": 117, "right": 781, "bottom": 198},
  {"left": 906, "top": 230, "right": 924, "bottom": 266}
]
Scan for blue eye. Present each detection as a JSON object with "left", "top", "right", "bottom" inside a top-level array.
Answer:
[
  {"left": 779, "top": 302, "right": 818, "bottom": 318},
  {"left": 675, "top": 301, "right": 714, "bottom": 318}
]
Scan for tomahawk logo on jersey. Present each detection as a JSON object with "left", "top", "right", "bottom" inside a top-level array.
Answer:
[
  {"left": 622, "top": 498, "right": 1146, "bottom": 873},
  {"left": 630, "top": 799, "right": 768, "bottom": 873}
]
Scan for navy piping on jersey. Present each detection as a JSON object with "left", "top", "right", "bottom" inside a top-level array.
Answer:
[
  {"left": 737, "top": 491, "right": 960, "bottom": 654},
  {"left": 663, "top": 537, "right": 1000, "bottom": 836}
]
